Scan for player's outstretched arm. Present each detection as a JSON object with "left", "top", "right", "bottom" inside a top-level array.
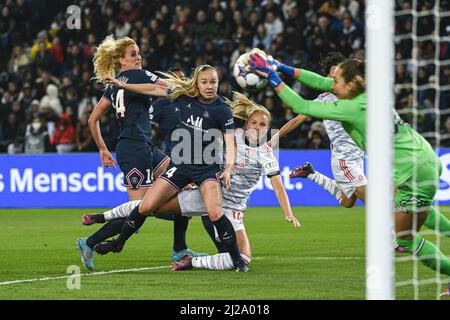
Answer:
[
  {"left": 248, "top": 53, "right": 357, "bottom": 122},
  {"left": 263, "top": 53, "right": 333, "bottom": 92},
  {"left": 102, "top": 76, "right": 168, "bottom": 97},
  {"left": 270, "top": 175, "right": 300, "bottom": 228}
]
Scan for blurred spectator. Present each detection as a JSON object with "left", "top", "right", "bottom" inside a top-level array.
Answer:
[
  {"left": 40, "top": 83, "right": 63, "bottom": 115},
  {"left": 52, "top": 114, "right": 75, "bottom": 153},
  {"left": 282, "top": 0, "right": 297, "bottom": 20},
  {"left": 1, "top": 113, "right": 25, "bottom": 154},
  {"left": 264, "top": 11, "right": 284, "bottom": 41},
  {"left": 339, "top": 0, "right": 360, "bottom": 20},
  {"left": 339, "top": 11, "right": 364, "bottom": 50},
  {"left": 9, "top": 46, "right": 30, "bottom": 73},
  {"left": 304, "top": 121, "right": 330, "bottom": 149},
  {"left": 252, "top": 24, "right": 271, "bottom": 51},
  {"left": 34, "top": 40, "right": 54, "bottom": 73},
  {"left": 25, "top": 99, "right": 41, "bottom": 123},
  {"left": 18, "top": 82, "right": 35, "bottom": 111},
  {"left": 76, "top": 112, "right": 96, "bottom": 152},
  {"left": 24, "top": 117, "right": 51, "bottom": 154}
]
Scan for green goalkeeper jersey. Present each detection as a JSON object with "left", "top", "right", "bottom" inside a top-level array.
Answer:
[{"left": 278, "top": 69, "right": 440, "bottom": 186}]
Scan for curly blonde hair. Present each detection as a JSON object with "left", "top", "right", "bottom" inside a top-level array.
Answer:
[
  {"left": 159, "top": 65, "right": 217, "bottom": 100},
  {"left": 225, "top": 91, "right": 271, "bottom": 122},
  {"left": 92, "top": 35, "right": 136, "bottom": 81}
]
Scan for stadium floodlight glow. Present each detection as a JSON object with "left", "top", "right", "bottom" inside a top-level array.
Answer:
[{"left": 365, "top": 0, "right": 395, "bottom": 300}]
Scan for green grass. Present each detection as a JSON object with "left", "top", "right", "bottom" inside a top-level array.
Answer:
[{"left": 0, "top": 206, "right": 448, "bottom": 300}]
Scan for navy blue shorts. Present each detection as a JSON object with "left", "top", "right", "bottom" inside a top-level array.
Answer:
[
  {"left": 160, "top": 162, "right": 222, "bottom": 191},
  {"left": 152, "top": 147, "right": 170, "bottom": 179},
  {"left": 116, "top": 139, "right": 154, "bottom": 189}
]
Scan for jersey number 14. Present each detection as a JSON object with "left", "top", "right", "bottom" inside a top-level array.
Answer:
[{"left": 113, "top": 89, "right": 126, "bottom": 118}]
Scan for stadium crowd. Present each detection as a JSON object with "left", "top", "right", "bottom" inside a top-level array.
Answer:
[{"left": 0, "top": 0, "right": 448, "bottom": 154}]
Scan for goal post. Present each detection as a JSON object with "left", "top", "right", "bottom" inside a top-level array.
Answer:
[{"left": 365, "top": 0, "right": 395, "bottom": 299}]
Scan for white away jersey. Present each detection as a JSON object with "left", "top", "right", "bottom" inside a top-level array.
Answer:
[
  {"left": 221, "top": 128, "right": 279, "bottom": 212},
  {"left": 316, "top": 92, "right": 364, "bottom": 160}
]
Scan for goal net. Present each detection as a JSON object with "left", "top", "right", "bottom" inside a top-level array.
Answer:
[{"left": 392, "top": 0, "right": 450, "bottom": 300}]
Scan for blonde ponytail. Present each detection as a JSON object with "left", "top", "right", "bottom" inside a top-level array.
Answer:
[{"left": 225, "top": 91, "right": 271, "bottom": 121}]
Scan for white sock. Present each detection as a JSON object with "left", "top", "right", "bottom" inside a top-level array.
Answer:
[
  {"left": 308, "top": 172, "right": 343, "bottom": 203},
  {"left": 103, "top": 200, "right": 142, "bottom": 221},
  {"left": 192, "top": 253, "right": 234, "bottom": 270},
  {"left": 191, "top": 253, "right": 251, "bottom": 270}
]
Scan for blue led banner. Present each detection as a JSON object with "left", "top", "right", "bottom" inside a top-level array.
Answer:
[{"left": 0, "top": 150, "right": 449, "bottom": 208}]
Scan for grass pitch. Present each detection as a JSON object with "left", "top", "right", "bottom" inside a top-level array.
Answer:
[{"left": 0, "top": 206, "right": 448, "bottom": 300}]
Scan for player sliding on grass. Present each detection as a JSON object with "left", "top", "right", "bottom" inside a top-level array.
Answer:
[
  {"left": 78, "top": 92, "right": 300, "bottom": 271},
  {"left": 247, "top": 51, "right": 450, "bottom": 277}
]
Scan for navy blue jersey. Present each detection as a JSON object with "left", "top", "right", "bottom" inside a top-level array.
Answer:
[
  {"left": 102, "top": 69, "right": 160, "bottom": 143},
  {"left": 170, "top": 95, "right": 234, "bottom": 166},
  {"left": 149, "top": 97, "right": 180, "bottom": 153}
]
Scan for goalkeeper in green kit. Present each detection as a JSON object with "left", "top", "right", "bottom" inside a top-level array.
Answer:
[{"left": 247, "top": 51, "right": 450, "bottom": 277}]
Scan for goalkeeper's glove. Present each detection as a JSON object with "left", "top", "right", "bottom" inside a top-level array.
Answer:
[
  {"left": 267, "top": 55, "right": 295, "bottom": 77},
  {"left": 248, "top": 53, "right": 283, "bottom": 88}
]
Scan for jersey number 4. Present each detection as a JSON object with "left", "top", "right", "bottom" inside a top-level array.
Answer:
[{"left": 113, "top": 89, "right": 126, "bottom": 118}]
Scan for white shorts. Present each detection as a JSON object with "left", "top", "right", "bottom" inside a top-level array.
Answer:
[
  {"left": 331, "top": 157, "right": 367, "bottom": 198},
  {"left": 177, "top": 189, "right": 245, "bottom": 232}
]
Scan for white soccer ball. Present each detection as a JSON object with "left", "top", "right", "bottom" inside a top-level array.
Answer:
[{"left": 233, "top": 51, "right": 268, "bottom": 92}]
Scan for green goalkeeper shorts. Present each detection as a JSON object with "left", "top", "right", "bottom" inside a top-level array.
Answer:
[{"left": 395, "top": 154, "right": 442, "bottom": 214}]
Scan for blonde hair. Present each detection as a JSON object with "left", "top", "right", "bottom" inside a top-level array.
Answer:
[
  {"left": 92, "top": 35, "right": 136, "bottom": 81},
  {"left": 225, "top": 91, "right": 271, "bottom": 122},
  {"left": 160, "top": 65, "right": 217, "bottom": 100}
]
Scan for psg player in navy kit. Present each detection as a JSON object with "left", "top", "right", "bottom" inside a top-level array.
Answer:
[
  {"left": 97, "top": 65, "right": 248, "bottom": 271},
  {"left": 76, "top": 36, "right": 205, "bottom": 267}
]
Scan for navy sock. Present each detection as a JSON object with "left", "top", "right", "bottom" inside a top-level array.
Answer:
[
  {"left": 154, "top": 212, "right": 175, "bottom": 221},
  {"left": 86, "top": 218, "right": 125, "bottom": 249},
  {"left": 202, "top": 215, "right": 227, "bottom": 253},
  {"left": 92, "top": 214, "right": 106, "bottom": 223},
  {"left": 117, "top": 206, "right": 147, "bottom": 243},
  {"left": 212, "top": 215, "right": 241, "bottom": 263},
  {"left": 173, "top": 214, "right": 189, "bottom": 252}
]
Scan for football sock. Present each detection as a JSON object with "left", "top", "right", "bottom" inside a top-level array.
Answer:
[
  {"left": 397, "top": 236, "right": 450, "bottom": 276},
  {"left": 424, "top": 206, "right": 450, "bottom": 237},
  {"left": 173, "top": 215, "right": 189, "bottom": 252},
  {"left": 90, "top": 214, "right": 105, "bottom": 223},
  {"left": 103, "top": 200, "right": 141, "bottom": 220},
  {"left": 192, "top": 253, "right": 251, "bottom": 270},
  {"left": 202, "top": 215, "right": 227, "bottom": 253},
  {"left": 212, "top": 215, "right": 241, "bottom": 265},
  {"left": 192, "top": 253, "right": 234, "bottom": 270},
  {"left": 308, "top": 171, "right": 343, "bottom": 203},
  {"left": 117, "top": 206, "right": 147, "bottom": 243},
  {"left": 86, "top": 218, "right": 126, "bottom": 249},
  {"left": 153, "top": 212, "right": 175, "bottom": 221}
]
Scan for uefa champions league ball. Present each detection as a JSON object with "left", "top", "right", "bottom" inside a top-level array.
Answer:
[{"left": 233, "top": 51, "right": 268, "bottom": 92}]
